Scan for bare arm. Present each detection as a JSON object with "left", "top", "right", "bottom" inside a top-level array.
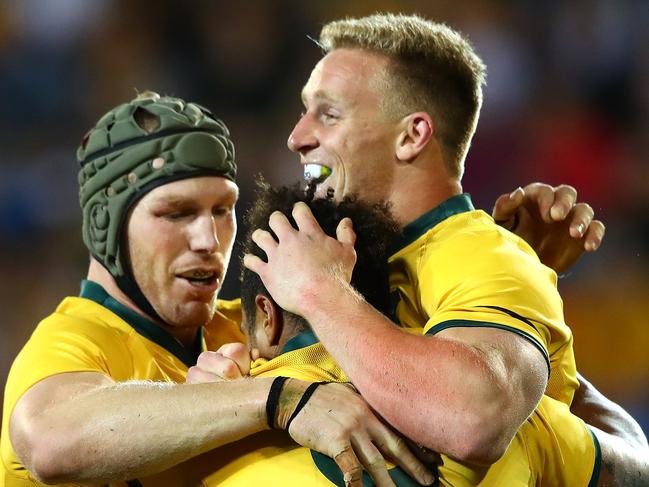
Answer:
[
  {"left": 293, "top": 280, "right": 546, "bottom": 464},
  {"left": 571, "top": 373, "right": 649, "bottom": 486},
  {"left": 10, "top": 371, "right": 272, "bottom": 484},
  {"left": 244, "top": 203, "right": 547, "bottom": 463}
]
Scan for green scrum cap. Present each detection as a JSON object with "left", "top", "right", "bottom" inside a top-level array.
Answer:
[{"left": 78, "top": 92, "right": 236, "bottom": 278}]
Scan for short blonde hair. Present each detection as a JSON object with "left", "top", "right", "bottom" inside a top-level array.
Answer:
[{"left": 320, "top": 13, "right": 486, "bottom": 178}]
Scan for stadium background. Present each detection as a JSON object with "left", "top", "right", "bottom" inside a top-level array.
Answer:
[{"left": 0, "top": 0, "right": 647, "bottom": 436}]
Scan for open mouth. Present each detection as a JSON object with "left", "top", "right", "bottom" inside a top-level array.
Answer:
[
  {"left": 304, "top": 163, "right": 335, "bottom": 198},
  {"left": 177, "top": 269, "right": 219, "bottom": 288},
  {"left": 304, "top": 163, "right": 332, "bottom": 181}
]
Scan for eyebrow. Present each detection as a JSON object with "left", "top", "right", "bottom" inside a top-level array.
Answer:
[{"left": 301, "top": 89, "right": 342, "bottom": 106}]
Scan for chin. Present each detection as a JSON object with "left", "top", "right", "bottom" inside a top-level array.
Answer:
[{"left": 165, "top": 303, "right": 212, "bottom": 329}]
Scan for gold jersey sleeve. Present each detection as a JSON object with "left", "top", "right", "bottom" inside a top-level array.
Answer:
[
  {"left": 391, "top": 210, "right": 578, "bottom": 404},
  {"left": 439, "top": 394, "right": 599, "bottom": 486},
  {"left": 1, "top": 297, "right": 140, "bottom": 486}
]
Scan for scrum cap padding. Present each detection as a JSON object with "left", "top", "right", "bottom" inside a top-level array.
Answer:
[{"left": 77, "top": 95, "right": 236, "bottom": 277}]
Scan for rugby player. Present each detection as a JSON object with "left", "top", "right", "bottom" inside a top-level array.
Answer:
[{"left": 242, "top": 13, "right": 648, "bottom": 485}]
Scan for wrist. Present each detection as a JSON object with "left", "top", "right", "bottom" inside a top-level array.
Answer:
[
  {"left": 299, "top": 276, "right": 361, "bottom": 324},
  {"left": 266, "top": 378, "right": 324, "bottom": 431}
]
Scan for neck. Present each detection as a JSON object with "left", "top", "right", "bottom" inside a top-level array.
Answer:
[
  {"left": 388, "top": 172, "right": 462, "bottom": 228},
  {"left": 86, "top": 258, "right": 199, "bottom": 348}
]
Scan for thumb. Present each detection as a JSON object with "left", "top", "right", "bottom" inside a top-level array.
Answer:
[
  {"left": 492, "top": 187, "right": 524, "bottom": 222},
  {"left": 336, "top": 217, "right": 356, "bottom": 247}
]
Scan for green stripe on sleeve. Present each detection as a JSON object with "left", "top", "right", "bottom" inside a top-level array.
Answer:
[{"left": 425, "top": 319, "right": 551, "bottom": 376}]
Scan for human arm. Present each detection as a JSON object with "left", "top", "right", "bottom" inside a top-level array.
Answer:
[
  {"left": 570, "top": 373, "right": 649, "bottom": 486},
  {"left": 9, "top": 370, "right": 273, "bottom": 484},
  {"left": 243, "top": 203, "right": 548, "bottom": 463},
  {"left": 187, "top": 343, "right": 437, "bottom": 486},
  {"left": 492, "top": 183, "right": 605, "bottom": 273}
]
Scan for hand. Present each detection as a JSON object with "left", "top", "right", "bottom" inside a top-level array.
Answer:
[
  {"left": 284, "top": 381, "right": 435, "bottom": 487},
  {"left": 243, "top": 202, "right": 357, "bottom": 316},
  {"left": 186, "top": 343, "right": 254, "bottom": 383},
  {"left": 492, "top": 183, "right": 605, "bottom": 273}
]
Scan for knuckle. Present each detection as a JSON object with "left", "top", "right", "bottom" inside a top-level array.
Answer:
[
  {"left": 196, "top": 351, "right": 216, "bottom": 367},
  {"left": 222, "top": 361, "right": 238, "bottom": 374},
  {"left": 557, "top": 183, "right": 577, "bottom": 194}
]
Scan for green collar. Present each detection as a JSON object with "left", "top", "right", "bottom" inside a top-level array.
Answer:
[
  {"left": 280, "top": 330, "right": 320, "bottom": 354},
  {"left": 395, "top": 193, "right": 474, "bottom": 251},
  {"left": 79, "top": 280, "right": 204, "bottom": 368}
]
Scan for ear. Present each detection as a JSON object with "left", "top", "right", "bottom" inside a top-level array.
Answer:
[
  {"left": 395, "top": 112, "right": 434, "bottom": 162},
  {"left": 254, "top": 294, "right": 283, "bottom": 346}
]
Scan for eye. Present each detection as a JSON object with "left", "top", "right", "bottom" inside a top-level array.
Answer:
[
  {"left": 213, "top": 206, "right": 233, "bottom": 218},
  {"left": 164, "top": 210, "right": 191, "bottom": 221},
  {"left": 319, "top": 106, "right": 340, "bottom": 124}
]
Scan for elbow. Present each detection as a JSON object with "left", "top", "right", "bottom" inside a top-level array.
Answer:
[
  {"left": 451, "top": 419, "right": 513, "bottom": 465},
  {"left": 11, "top": 413, "right": 82, "bottom": 484},
  {"left": 446, "top": 395, "right": 520, "bottom": 465},
  {"left": 21, "top": 436, "right": 84, "bottom": 484}
]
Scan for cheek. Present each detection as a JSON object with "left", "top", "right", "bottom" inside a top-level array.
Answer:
[{"left": 219, "top": 218, "right": 237, "bottom": 251}]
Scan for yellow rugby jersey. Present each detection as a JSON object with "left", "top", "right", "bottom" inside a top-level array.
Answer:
[
  {"left": 438, "top": 394, "right": 600, "bottom": 486},
  {"left": 180, "top": 331, "right": 598, "bottom": 487},
  {"left": 1, "top": 280, "right": 243, "bottom": 487},
  {"left": 184, "top": 331, "right": 423, "bottom": 487},
  {"left": 388, "top": 194, "right": 578, "bottom": 405}
]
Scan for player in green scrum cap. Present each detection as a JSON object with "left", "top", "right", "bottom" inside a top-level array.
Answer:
[{"left": 2, "top": 92, "right": 434, "bottom": 487}]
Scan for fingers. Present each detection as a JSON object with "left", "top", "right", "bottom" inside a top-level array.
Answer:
[
  {"left": 333, "top": 446, "right": 364, "bottom": 487},
  {"left": 583, "top": 219, "right": 605, "bottom": 252},
  {"left": 567, "top": 202, "right": 594, "bottom": 239},
  {"left": 195, "top": 350, "right": 245, "bottom": 380},
  {"left": 251, "top": 228, "right": 278, "bottom": 256},
  {"left": 185, "top": 365, "right": 222, "bottom": 384},
  {"left": 292, "top": 202, "right": 324, "bottom": 235},
  {"left": 349, "top": 433, "right": 396, "bottom": 487},
  {"left": 268, "top": 210, "right": 295, "bottom": 241},
  {"left": 549, "top": 184, "right": 577, "bottom": 221},
  {"left": 336, "top": 217, "right": 356, "bottom": 247},
  {"left": 242, "top": 253, "right": 266, "bottom": 275},
  {"left": 371, "top": 427, "right": 436, "bottom": 485},
  {"left": 216, "top": 342, "right": 252, "bottom": 376},
  {"left": 522, "top": 182, "right": 557, "bottom": 223},
  {"left": 491, "top": 187, "right": 524, "bottom": 223}
]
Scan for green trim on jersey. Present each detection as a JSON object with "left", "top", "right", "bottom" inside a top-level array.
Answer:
[
  {"left": 310, "top": 451, "right": 427, "bottom": 486},
  {"left": 281, "top": 330, "right": 320, "bottom": 354},
  {"left": 79, "top": 280, "right": 204, "bottom": 367},
  {"left": 396, "top": 193, "right": 474, "bottom": 251},
  {"left": 587, "top": 428, "right": 602, "bottom": 487},
  {"left": 425, "top": 319, "right": 551, "bottom": 376}
]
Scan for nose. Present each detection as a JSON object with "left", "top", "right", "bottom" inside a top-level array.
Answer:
[
  {"left": 188, "top": 215, "right": 219, "bottom": 254},
  {"left": 287, "top": 114, "right": 318, "bottom": 153}
]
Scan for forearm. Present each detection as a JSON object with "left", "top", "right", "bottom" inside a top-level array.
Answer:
[
  {"left": 572, "top": 372, "right": 648, "bottom": 450},
  {"left": 12, "top": 376, "right": 272, "bottom": 483},
  {"left": 301, "top": 283, "right": 536, "bottom": 463},
  {"left": 570, "top": 373, "right": 649, "bottom": 486}
]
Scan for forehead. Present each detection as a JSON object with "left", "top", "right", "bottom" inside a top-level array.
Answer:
[
  {"left": 302, "top": 48, "right": 390, "bottom": 103},
  {"left": 141, "top": 176, "right": 239, "bottom": 205}
]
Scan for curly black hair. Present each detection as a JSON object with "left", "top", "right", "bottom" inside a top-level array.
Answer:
[{"left": 240, "top": 177, "right": 401, "bottom": 337}]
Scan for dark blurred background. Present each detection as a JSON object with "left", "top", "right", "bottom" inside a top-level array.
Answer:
[{"left": 1, "top": 0, "right": 647, "bottom": 433}]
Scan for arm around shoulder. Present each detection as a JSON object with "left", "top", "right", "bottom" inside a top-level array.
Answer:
[{"left": 9, "top": 371, "right": 272, "bottom": 484}]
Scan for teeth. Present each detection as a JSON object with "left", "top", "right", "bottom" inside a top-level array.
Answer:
[
  {"left": 304, "top": 163, "right": 332, "bottom": 180},
  {"left": 183, "top": 270, "right": 215, "bottom": 279}
]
